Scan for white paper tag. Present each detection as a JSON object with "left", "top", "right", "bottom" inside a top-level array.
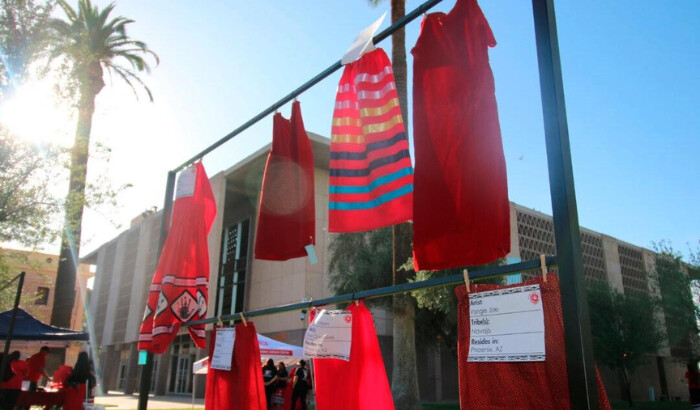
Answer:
[
  {"left": 341, "top": 12, "right": 386, "bottom": 65},
  {"left": 303, "top": 309, "right": 352, "bottom": 361},
  {"left": 175, "top": 165, "right": 197, "bottom": 199},
  {"left": 210, "top": 328, "right": 236, "bottom": 371},
  {"left": 467, "top": 284, "right": 545, "bottom": 362}
]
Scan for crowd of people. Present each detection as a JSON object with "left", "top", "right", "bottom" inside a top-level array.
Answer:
[
  {"left": 0, "top": 346, "right": 96, "bottom": 410},
  {"left": 262, "top": 359, "right": 311, "bottom": 410}
]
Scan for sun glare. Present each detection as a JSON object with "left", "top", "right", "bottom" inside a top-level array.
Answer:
[{"left": 0, "top": 80, "right": 74, "bottom": 146}]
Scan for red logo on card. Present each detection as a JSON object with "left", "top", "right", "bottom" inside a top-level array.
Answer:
[{"left": 529, "top": 293, "right": 540, "bottom": 304}]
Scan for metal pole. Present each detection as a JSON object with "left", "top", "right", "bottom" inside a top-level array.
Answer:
[
  {"left": 0, "top": 272, "right": 25, "bottom": 386},
  {"left": 172, "top": 0, "right": 444, "bottom": 174},
  {"left": 185, "top": 256, "right": 557, "bottom": 327},
  {"left": 531, "top": 0, "right": 598, "bottom": 408},
  {"left": 138, "top": 171, "right": 176, "bottom": 410}
]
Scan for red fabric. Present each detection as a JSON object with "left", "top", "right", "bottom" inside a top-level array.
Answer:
[
  {"left": 26, "top": 352, "right": 46, "bottom": 382},
  {"left": 455, "top": 274, "right": 612, "bottom": 409},
  {"left": 311, "top": 301, "right": 394, "bottom": 410},
  {"left": 62, "top": 383, "right": 86, "bottom": 410},
  {"left": 1, "top": 360, "right": 28, "bottom": 389},
  {"left": 52, "top": 365, "right": 73, "bottom": 386},
  {"left": 139, "top": 162, "right": 216, "bottom": 353},
  {"left": 411, "top": 0, "right": 510, "bottom": 270},
  {"left": 255, "top": 101, "right": 316, "bottom": 260},
  {"left": 329, "top": 48, "right": 413, "bottom": 233},
  {"left": 205, "top": 323, "right": 267, "bottom": 410}
]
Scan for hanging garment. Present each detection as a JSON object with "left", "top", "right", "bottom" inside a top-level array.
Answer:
[
  {"left": 329, "top": 48, "right": 413, "bottom": 233},
  {"left": 411, "top": 0, "right": 510, "bottom": 270},
  {"left": 205, "top": 323, "right": 267, "bottom": 410},
  {"left": 255, "top": 100, "right": 316, "bottom": 261},
  {"left": 455, "top": 274, "right": 612, "bottom": 409},
  {"left": 139, "top": 162, "right": 216, "bottom": 353},
  {"left": 312, "top": 301, "right": 394, "bottom": 410}
]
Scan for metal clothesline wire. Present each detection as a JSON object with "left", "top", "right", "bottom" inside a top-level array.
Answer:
[
  {"left": 184, "top": 256, "right": 557, "bottom": 327},
  {"left": 171, "top": 0, "right": 444, "bottom": 174}
]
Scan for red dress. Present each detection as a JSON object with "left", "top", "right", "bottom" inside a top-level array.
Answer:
[
  {"left": 411, "top": 0, "right": 510, "bottom": 270},
  {"left": 329, "top": 48, "right": 413, "bottom": 233},
  {"left": 139, "top": 162, "right": 216, "bottom": 353},
  {"left": 205, "top": 323, "right": 267, "bottom": 410},
  {"left": 255, "top": 101, "right": 316, "bottom": 260},
  {"left": 311, "top": 301, "right": 394, "bottom": 410},
  {"left": 455, "top": 275, "right": 612, "bottom": 409}
]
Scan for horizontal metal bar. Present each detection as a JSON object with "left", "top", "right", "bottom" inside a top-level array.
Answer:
[
  {"left": 172, "top": 0, "right": 444, "bottom": 173},
  {"left": 185, "top": 255, "right": 557, "bottom": 327}
]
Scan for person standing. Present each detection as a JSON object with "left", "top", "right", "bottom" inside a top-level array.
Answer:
[
  {"left": 290, "top": 360, "right": 310, "bottom": 410},
  {"left": 0, "top": 351, "right": 27, "bottom": 410},
  {"left": 271, "top": 362, "right": 288, "bottom": 410},
  {"left": 63, "top": 352, "right": 91, "bottom": 410},
  {"left": 262, "top": 358, "right": 277, "bottom": 408},
  {"left": 26, "top": 346, "right": 51, "bottom": 391}
]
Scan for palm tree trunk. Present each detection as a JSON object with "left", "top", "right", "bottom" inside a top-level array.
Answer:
[
  {"left": 388, "top": 1, "right": 421, "bottom": 408},
  {"left": 50, "top": 79, "right": 99, "bottom": 328}
]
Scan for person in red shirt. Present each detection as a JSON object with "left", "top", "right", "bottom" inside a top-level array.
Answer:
[
  {"left": 26, "top": 346, "right": 51, "bottom": 391},
  {"left": 1, "top": 351, "right": 28, "bottom": 410}
]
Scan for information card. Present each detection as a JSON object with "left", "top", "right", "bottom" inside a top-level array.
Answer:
[
  {"left": 467, "top": 284, "right": 545, "bottom": 362},
  {"left": 210, "top": 328, "right": 236, "bottom": 371},
  {"left": 303, "top": 310, "right": 352, "bottom": 361}
]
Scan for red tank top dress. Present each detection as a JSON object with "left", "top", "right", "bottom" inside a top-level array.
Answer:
[{"left": 411, "top": 0, "right": 510, "bottom": 271}]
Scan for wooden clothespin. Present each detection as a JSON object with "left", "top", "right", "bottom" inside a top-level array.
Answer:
[
  {"left": 239, "top": 312, "right": 248, "bottom": 327},
  {"left": 540, "top": 254, "right": 548, "bottom": 282},
  {"left": 217, "top": 316, "right": 224, "bottom": 327},
  {"left": 354, "top": 300, "right": 359, "bottom": 306},
  {"left": 463, "top": 269, "right": 470, "bottom": 293}
]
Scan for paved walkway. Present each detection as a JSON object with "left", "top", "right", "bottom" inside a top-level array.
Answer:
[{"left": 92, "top": 392, "right": 204, "bottom": 409}]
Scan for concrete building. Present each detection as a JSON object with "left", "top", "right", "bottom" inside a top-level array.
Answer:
[
  {"left": 0, "top": 248, "right": 91, "bottom": 371},
  {"left": 82, "top": 134, "right": 692, "bottom": 402}
]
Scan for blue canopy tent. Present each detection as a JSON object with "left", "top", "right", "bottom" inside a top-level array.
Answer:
[{"left": 0, "top": 308, "right": 88, "bottom": 341}]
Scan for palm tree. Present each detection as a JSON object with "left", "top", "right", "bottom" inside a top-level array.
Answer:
[
  {"left": 47, "top": 0, "right": 158, "bottom": 328},
  {"left": 368, "top": 1, "right": 421, "bottom": 409}
]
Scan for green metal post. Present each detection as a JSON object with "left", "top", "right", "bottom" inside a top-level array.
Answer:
[
  {"left": 531, "top": 0, "right": 599, "bottom": 408},
  {"left": 138, "top": 171, "right": 176, "bottom": 410}
]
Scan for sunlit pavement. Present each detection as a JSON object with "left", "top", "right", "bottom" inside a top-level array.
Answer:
[{"left": 93, "top": 391, "right": 204, "bottom": 409}]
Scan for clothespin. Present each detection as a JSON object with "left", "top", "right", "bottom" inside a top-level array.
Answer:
[
  {"left": 354, "top": 300, "right": 359, "bottom": 306},
  {"left": 217, "top": 316, "right": 224, "bottom": 327},
  {"left": 240, "top": 312, "right": 248, "bottom": 326},
  {"left": 539, "top": 254, "right": 548, "bottom": 282},
  {"left": 463, "top": 269, "right": 470, "bottom": 293}
]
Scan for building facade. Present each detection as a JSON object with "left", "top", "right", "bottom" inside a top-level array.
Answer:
[
  {"left": 82, "top": 134, "right": 691, "bottom": 402},
  {"left": 0, "top": 248, "right": 91, "bottom": 371}
]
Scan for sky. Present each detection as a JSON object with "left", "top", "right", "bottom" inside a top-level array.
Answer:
[{"left": 5, "top": 0, "right": 699, "bottom": 259}]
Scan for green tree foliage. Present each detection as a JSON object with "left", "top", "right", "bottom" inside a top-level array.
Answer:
[
  {"left": 0, "top": 134, "right": 61, "bottom": 246},
  {"left": 0, "top": 0, "right": 53, "bottom": 97},
  {"left": 46, "top": 0, "right": 157, "bottom": 328},
  {"left": 586, "top": 280, "right": 664, "bottom": 406},
  {"left": 328, "top": 227, "right": 394, "bottom": 305},
  {"left": 653, "top": 243, "right": 700, "bottom": 359}
]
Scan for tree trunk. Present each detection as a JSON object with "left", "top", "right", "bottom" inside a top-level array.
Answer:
[
  {"left": 392, "top": 293, "right": 421, "bottom": 410},
  {"left": 387, "top": 1, "right": 421, "bottom": 408},
  {"left": 50, "top": 66, "right": 103, "bottom": 328},
  {"left": 618, "top": 365, "right": 633, "bottom": 407}
]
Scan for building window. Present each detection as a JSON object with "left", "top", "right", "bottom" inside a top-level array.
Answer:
[
  {"left": 216, "top": 219, "right": 250, "bottom": 317},
  {"left": 35, "top": 287, "right": 49, "bottom": 305},
  {"left": 168, "top": 335, "right": 195, "bottom": 394}
]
